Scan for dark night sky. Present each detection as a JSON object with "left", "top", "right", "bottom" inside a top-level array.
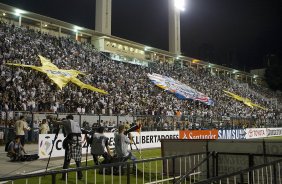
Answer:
[{"left": 1, "top": 0, "right": 281, "bottom": 71}]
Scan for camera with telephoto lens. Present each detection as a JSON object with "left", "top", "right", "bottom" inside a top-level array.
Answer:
[
  {"left": 124, "top": 124, "right": 140, "bottom": 135},
  {"left": 81, "top": 128, "right": 93, "bottom": 134},
  {"left": 46, "top": 115, "right": 61, "bottom": 122}
]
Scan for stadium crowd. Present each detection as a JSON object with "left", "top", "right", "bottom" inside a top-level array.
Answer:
[{"left": 0, "top": 21, "right": 281, "bottom": 124}]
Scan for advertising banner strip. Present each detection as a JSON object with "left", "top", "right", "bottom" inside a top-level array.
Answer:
[
  {"left": 38, "top": 131, "right": 179, "bottom": 159},
  {"left": 38, "top": 128, "right": 282, "bottom": 158},
  {"left": 179, "top": 130, "right": 218, "bottom": 139}
]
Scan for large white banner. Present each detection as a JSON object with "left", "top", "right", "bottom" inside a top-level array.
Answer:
[
  {"left": 38, "top": 131, "right": 179, "bottom": 159},
  {"left": 147, "top": 73, "right": 213, "bottom": 105}
]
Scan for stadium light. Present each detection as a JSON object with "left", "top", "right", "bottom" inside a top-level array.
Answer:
[
  {"left": 144, "top": 46, "right": 151, "bottom": 51},
  {"left": 74, "top": 26, "right": 82, "bottom": 31},
  {"left": 2, "top": 13, "right": 6, "bottom": 16},
  {"left": 14, "top": 9, "right": 25, "bottom": 16},
  {"left": 73, "top": 26, "right": 82, "bottom": 33},
  {"left": 174, "top": 0, "right": 185, "bottom": 11}
]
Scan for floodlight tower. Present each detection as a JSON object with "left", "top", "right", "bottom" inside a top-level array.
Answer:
[
  {"left": 95, "top": 0, "right": 112, "bottom": 35},
  {"left": 169, "top": 0, "right": 185, "bottom": 55}
]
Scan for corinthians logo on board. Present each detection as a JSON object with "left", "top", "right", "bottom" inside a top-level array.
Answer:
[{"left": 39, "top": 135, "right": 53, "bottom": 157}]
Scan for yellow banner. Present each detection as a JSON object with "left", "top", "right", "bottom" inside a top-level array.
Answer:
[
  {"left": 6, "top": 55, "right": 108, "bottom": 94},
  {"left": 223, "top": 90, "right": 267, "bottom": 110}
]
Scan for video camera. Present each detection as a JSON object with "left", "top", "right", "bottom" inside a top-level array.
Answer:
[
  {"left": 124, "top": 124, "right": 140, "bottom": 135},
  {"left": 46, "top": 115, "right": 62, "bottom": 122},
  {"left": 81, "top": 128, "right": 93, "bottom": 135}
]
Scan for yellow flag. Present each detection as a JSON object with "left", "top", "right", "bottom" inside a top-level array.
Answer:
[
  {"left": 6, "top": 55, "right": 108, "bottom": 94},
  {"left": 223, "top": 90, "right": 267, "bottom": 110}
]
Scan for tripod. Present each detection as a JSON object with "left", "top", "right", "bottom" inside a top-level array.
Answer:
[
  {"left": 45, "top": 125, "right": 60, "bottom": 172},
  {"left": 84, "top": 133, "right": 90, "bottom": 166},
  {"left": 130, "top": 137, "right": 143, "bottom": 159}
]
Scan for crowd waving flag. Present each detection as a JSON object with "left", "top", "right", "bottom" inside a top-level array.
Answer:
[
  {"left": 147, "top": 73, "right": 214, "bottom": 105},
  {"left": 6, "top": 55, "right": 108, "bottom": 94},
  {"left": 223, "top": 90, "right": 267, "bottom": 110}
]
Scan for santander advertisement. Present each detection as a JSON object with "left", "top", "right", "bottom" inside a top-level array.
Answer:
[{"left": 179, "top": 130, "right": 218, "bottom": 139}]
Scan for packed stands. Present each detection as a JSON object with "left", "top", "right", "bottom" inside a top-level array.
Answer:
[{"left": 0, "top": 21, "right": 281, "bottom": 125}]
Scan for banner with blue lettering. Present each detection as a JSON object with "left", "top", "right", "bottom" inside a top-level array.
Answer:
[
  {"left": 147, "top": 73, "right": 214, "bottom": 105},
  {"left": 218, "top": 129, "right": 247, "bottom": 139}
]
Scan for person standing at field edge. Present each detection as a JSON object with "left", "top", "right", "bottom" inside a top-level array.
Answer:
[{"left": 15, "top": 115, "right": 30, "bottom": 147}]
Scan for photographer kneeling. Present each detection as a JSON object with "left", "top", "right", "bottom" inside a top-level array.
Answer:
[
  {"left": 114, "top": 125, "right": 136, "bottom": 171},
  {"left": 90, "top": 127, "right": 111, "bottom": 165},
  {"left": 7, "top": 136, "right": 26, "bottom": 161}
]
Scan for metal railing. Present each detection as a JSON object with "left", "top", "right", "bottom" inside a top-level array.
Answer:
[
  {"left": 195, "top": 157, "right": 282, "bottom": 184},
  {"left": 174, "top": 152, "right": 282, "bottom": 184},
  {"left": 1, "top": 111, "right": 281, "bottom": 129},
  {"left": 2, "top": 151, "right": 282, "bottom": 184},
  {"left": 174, "top": 152, "right": 214, "bottom": 184},
  {"left": 0, "top": 152, "right": 208, "bottom": 184}
]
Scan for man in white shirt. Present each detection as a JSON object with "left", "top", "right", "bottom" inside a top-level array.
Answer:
[{"left": 15, "top": 116, "right": 30, "bottom": 147}]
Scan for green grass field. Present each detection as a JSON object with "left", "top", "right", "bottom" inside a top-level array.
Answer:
[
  {"left": 264, "top": 136, "right": 282, "bottom": 140},
  {"left": 10, "top": 148, "right": 163, "bottom": 184}
]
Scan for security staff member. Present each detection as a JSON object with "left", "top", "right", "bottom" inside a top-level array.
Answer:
[
  {"left": 53, "top": 114, "right": 83, "bottom": 180},
  {"left": 90, "top": 126, "right": 111, "bottom": 165}
]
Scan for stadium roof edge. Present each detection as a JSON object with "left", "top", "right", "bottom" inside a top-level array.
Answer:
[{"left": 0, "top": 3, "right": 96, "bottom": 36}]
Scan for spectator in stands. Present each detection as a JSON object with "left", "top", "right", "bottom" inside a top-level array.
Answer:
[{"left": 0, "top": 20, "right": 280, "bottom": 130}]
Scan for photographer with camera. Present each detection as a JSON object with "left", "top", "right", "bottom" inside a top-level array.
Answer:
[
  {"left": 114, "top": 125, "right": 136, "bottom": 171},
  {"left": 51, "top": 114, "right": 83, "bottom": 180},
  {"left": 90, "top": 126, "right": 111, "bottom": 165},
  {"left": 7, "top": 136, "right": 27, "bottom": 161}
]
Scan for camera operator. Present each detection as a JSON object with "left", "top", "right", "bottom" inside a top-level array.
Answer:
[
  {"left": 90, "top": 126, "right": 111, "bottom": 165},
  {"left": 114, "top": 125, "right": 136, "bottom": 170},
  {"left": 7, "top": 136, "right": 27, "bottom": 161},
  {"left": 51, "top": 114, "right": 83, "bottom": 180}
]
